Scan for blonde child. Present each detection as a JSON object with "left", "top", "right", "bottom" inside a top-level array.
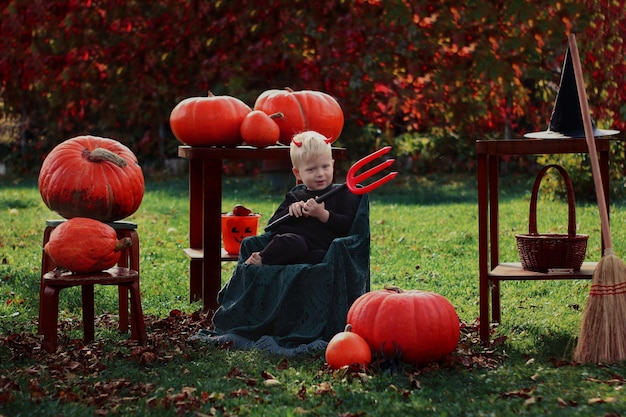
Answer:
[{"left": 245, "top": 131, "right": 360, "bottom": 265}]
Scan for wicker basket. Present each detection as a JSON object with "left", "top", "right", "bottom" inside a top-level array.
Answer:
[{"left": 516, "top": 164, "right": 588, "bottom": 272}]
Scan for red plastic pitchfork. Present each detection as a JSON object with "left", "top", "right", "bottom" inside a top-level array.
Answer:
[{"left": 265, "top": 146, "right": 397, "bottom": 230}]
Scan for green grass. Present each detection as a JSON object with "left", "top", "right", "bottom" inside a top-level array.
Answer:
[{"left": 1, "top": 173, "right": 626, "bottom": 416}]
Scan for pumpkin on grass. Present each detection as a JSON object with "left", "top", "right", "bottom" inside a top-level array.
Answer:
[
  {"left": 253, "top": 88, "right": 344, "bottom": 145},
  {"left": 347, "top": 286, "right": 460, "bottom": 365},
  {"left": 44, "top": 217, "right": 131, "bottom": 274},
  {"left": 170, "top": 92, "right": 251, "bottom": 146},
  {"left": 39, "top": 136, "right": 144, "bottom": 222},
  {"left": 325, "top": 324, "right": 372, "bottom": 369}
]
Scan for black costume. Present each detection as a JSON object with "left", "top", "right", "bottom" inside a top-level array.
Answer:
[{"left": 260, "top": 183, "right": 360, "bottom": 264}]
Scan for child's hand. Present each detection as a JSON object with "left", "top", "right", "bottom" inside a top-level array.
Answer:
[
  {"left": 302, "top": 198, "right": 329, "bottom": 223},
  {"left": 288, "top": 201, "right": 307, "bottom": 218}
]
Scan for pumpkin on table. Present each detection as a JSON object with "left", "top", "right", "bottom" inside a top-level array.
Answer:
[
  {"left": 44, "top": 217, "right": 132, "bottom": 274},
  {"left": 253, "top": 88, "right": 344, "bottom": 145},
  {"left": 240, "top": 110, "right": 283, "bottom": 148},
  {"left": 347, "top": 286, "right": 460, "bottom": 365},
  {"left": 170, "top": 92, "right": 251, "bottom": 147},
  {"left": 38, "top": 135, "right": 144, "bottom": 222}
]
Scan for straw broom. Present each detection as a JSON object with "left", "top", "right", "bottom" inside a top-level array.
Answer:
[{"left": 569, "top": 33, "right": 626, "bottom": 364}]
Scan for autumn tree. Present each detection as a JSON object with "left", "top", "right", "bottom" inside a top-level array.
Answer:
[{"left": 0, "top": 0, "right": 623, "bottom": 173}]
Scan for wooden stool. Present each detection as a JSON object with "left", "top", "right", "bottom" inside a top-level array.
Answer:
[
  {"left": 40, "top": 267, "right": 147, "bottom": 353},
  {"left": 39, "top": 220, "right": 140, "bottom": 334}
]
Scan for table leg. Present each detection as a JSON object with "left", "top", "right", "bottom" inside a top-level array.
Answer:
[
  {"left": 202, "top": 160, "right": 223, "bottom": 315},
  {"left": 188, "top": 159, "right": 203, "bottom": 302},
  {"left": 477, "top": 152, "right": 490, "bottom": 344},
  {"left": 488, "top": 156, "right": 501, "bottom": 324}
]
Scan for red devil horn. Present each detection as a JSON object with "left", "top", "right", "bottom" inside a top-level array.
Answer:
[{"left": 292, "top": 140, "right": 302, "bottom": 147}]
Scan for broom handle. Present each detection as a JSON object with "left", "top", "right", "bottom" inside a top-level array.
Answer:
[{"left": 568, "top": 33, "right": 613, "bottom": 251}]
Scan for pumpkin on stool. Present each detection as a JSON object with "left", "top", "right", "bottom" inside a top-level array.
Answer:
[
  {"left": 44, "top": 217, "right": 132, "bottom": 274},
  {"left": 38, "top": 135, "right": 144, "bottom": 222},
  {"left": 347, "top": 286, "right": 460, "bottom": 365}
]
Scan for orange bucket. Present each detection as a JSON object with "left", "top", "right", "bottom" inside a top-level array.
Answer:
[{"left": 221, "top": 214, "right": 261, "bottom": 255}]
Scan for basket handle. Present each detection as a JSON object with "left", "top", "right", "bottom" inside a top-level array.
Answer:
[{"left": 528, "top": 164, "right": 578, "bottom": 237}]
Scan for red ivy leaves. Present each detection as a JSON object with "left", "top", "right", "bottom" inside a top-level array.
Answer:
[{"left": 0, "top": 0, "right": 624, "bottom": 156}]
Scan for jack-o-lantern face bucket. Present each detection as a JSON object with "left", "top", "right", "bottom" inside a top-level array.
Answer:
[{"left": 221, "top": 214, "right": 261, "bottom": 255}]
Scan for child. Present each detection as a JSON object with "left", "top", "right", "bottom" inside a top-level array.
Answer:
[{"left": 245, "top": 131, "right": 360, "bottom": 265}]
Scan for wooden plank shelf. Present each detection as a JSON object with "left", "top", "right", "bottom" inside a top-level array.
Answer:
[
  {"left": 489, "top": 262, "right": 596, "bottom": 280},
  {"left": 183, "top": 247, "right": 239, "bottom": 262}
]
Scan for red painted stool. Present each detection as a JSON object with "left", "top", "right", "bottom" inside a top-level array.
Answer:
[
  {"left": 40, "top": 267, "right": 147, "bottom": 353},
  {"left": 39, "top": 220, "right": 140, "bottom": 336}
]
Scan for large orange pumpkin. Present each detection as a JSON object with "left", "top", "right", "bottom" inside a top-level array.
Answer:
[
  {"left": 253, "top": 88, "right": 344, "bottom": 145},
  {"left": 347, "top": 287, "right": 460, "bottom": 365},
  {"left": 38, "top": 136, "right": 144, "bottom": 222},
  {"left": 44, "top": 217, "right": 131, "bottom": 273},
  {"left": 170, "top": 92, "right": 251, "bottom": 146}
]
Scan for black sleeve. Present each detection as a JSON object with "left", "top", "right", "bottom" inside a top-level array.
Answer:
[
  {"left": 266, "top": 189, "right": 301, "bottom": 225},
  {"left": 324, "top": 188, "right": 361, "bottom": 235}
]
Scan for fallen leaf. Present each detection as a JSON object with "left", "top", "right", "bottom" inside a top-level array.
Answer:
[
  {"left": 588, "top": 396, "right": 617, "bottom": 404},
  {"left": 296, "top": 384, "right": 307, "bottom": 400},
  {"left": 261, "top": 370, "right": 276, "bottom": 380},
  {"left": 524, "top": 395, "right": 541, "bottom": 406},
  {"left": 501, "top": 386, "right": 535, "bottom": 399},
  {"left": 314, "top": 381, "right": 334, "bottom": 396},
  {"left": 263, "top": 379, "right": 281, "bottom": 387}
]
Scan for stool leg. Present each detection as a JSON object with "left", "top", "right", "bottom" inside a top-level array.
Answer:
[
  {"left": 39, "top": 226, "right": 55, "bottom": 335},
  {"left": 127, "top": 280, "right": 147, "bottom": 345},
  {"left": 115, "top": 230, "right": 131, "bottom": 333},
  {"left": 81, "top": 285, "right": 95, "bottom": 344},
  {"left": 129, "top": 230, "right": 140, "bottom": 274},
  {"left": 41, "top": 285, "right": 60, "bottom": 353},
  {"left": 118, "top": 287, "right": 129, "bottom": 333},
  {"left": 121, "top": 229, "right": 140, "bottom": 333}
]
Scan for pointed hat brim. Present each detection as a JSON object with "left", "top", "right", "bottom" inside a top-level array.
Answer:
[{"left": 524, "top": 45, "right": 619, "bottom": 139}]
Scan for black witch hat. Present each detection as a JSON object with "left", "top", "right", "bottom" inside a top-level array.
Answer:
[{"left": 524, "top": 46, "right": 619, "bottom": 139}]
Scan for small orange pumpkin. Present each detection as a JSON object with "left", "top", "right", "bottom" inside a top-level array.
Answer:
[
  {"left": 44, "top": 217, "right": 132, "bottom": 273},
  {"left": 325, "top": 324, "right": 372, "bottom": 369},
  {"left": 170, "top": 91, "right": 251, "bottom": 146},
  {"left": 240, "top": 111, "right": 283, "bottom": 148}
]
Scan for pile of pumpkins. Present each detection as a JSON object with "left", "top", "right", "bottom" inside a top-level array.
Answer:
[
  {"left": 325, "top": 286, "right": 461, "bottom": 368},
  {"left": 38, "top": 136, "right": 145, "bottom": 273},
  {"left": 169, "top": 88, "right": 344, "bottom": 147}
]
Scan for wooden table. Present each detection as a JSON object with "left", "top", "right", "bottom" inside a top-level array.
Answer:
[
  {"left": 476, "top": 138, "right": 616, "bottom": 343},
  {"left": 178, "top": 145, "right": 347, "bottom": 313}
]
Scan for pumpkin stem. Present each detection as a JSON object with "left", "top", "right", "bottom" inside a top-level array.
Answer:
[
  {"left": 344, "top": 324, "right": 352, "bottom": 332},
  {"left": 86, "top": 148, "right": 128, "bottom": 167},
  {"left": 269, "top": 112, "right": 284, "bottom": 120},
  {"left": 383, "top": 285, "right": 404, "bottom": 293},
  {"left": 114, "top": 237, "right": 133, "bottom": 252}
]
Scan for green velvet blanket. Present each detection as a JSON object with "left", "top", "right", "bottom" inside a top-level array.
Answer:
[{"left": 192, "top": 192, "right": 370, "bottom": 355}]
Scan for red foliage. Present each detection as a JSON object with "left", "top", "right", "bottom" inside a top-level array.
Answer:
[{"left": 0, "top": 0, "right": 624, "bottom": 169}]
